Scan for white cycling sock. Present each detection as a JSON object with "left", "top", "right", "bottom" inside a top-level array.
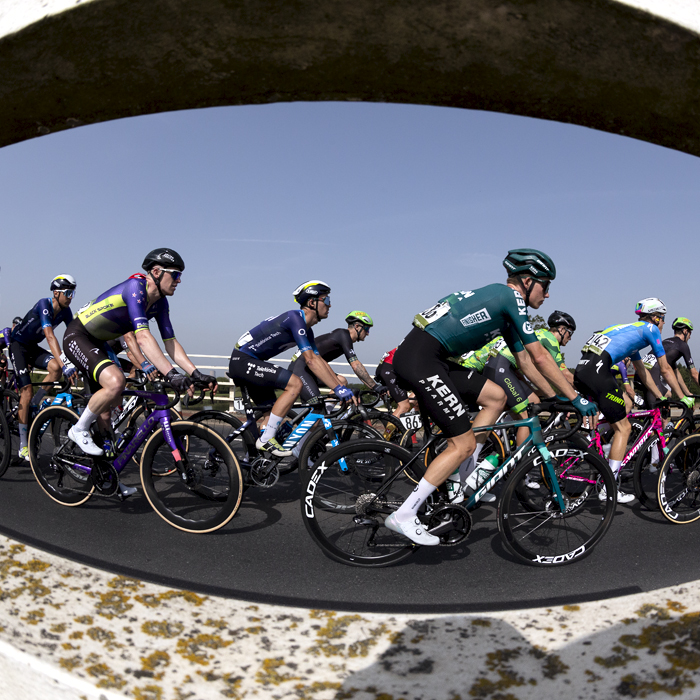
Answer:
[
  {"left": 74, "top": 406, "right": 98, "bottom": 433},
  {"left": 260, "top": 413, "right": 283, "bottom": 443},
  {"left": 395, "top": 478, "right": 436, "bottom": 523},
  {"left": 19, "top": 424, "right": 28, "bottom": 450},
  {"left": 608, "top": 459, "right": 623, "bottom": 480},
  {"left": 472, "top": 442, "right": 484, "bottom": 464}
]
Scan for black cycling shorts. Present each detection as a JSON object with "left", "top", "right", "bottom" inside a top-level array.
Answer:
[
  {"left": 482, "top": 354, "right": 530, "bottom": 414},
  {"left": 393, "top": 327, "right": 487, "bottom": 438},
  {"left": 376, "top": 362, "right": 409, "bottom": 403},
  {"left": 574, "top": 350, "right": 626, "bottom": 423},
  {"left": 9, "top": 341, "right": 54, "bottom": 389},
  {"left": 63, "top": 319, "right": 115, "bottom": 393},
  {"left": 228, "top": 349, "right": 293, "bottom": 407},
  {"left": 288, "top": 357, "right": 324, "bottom": 403}
]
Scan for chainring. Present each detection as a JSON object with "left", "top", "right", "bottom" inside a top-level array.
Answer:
[{"left": 426, "top": 503, "right": 472, "bottom": 546}]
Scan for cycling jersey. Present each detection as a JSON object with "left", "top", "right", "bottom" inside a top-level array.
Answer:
[
  {"left": 612, "top": 361, "right": 630, "bottom": 384},
  {"left": 235, "top": 310, "right": 318, "bottom": 361},
  {"left": 414, "top": 284, "right": 537, "bottom": 357},
  {"left": 580, "top": 321, "right": 665, "bottom": 365},
  {"left": 290, "top": 328, "right": 357, "bottom": 365},
  {"left": 11, "top": 298, "right": 73, "bottom": 345},
  {"left": 660, "top": 336, "right": 694, "bottom": 370},
  {"left": 0, "top": 327, "right": 9, "bottom": 352},
  {"left": 379, "top": 348, "right": 397, "bottom": 365},
  {"left": 76, "top": 275, "right": 174, "bottom": 341},
  {"left": 535, "top": 328, "right": 566, "bottom": 370}
]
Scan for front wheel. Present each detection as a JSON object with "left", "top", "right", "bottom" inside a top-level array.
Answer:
[
  {"left": 28, "top": 405, "right": 95, "bottom": 506},
  {"left": 657, "top": 434, "right": 700, "bottom": 524},
  {"left": 140, "top": 421, "right": 243, "bottom": 533},
  {"left": 497, "top": 443, "right": 616, "bottom": 566},
  {"left": 301, "top": 440, "right": 421, "bottom": 567},
  {"left": 632, "top": 433, "right": 663, "bottom": 510}
]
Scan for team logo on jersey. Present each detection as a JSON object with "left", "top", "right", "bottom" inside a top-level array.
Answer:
[
  {"left": 522, "top": 321, "right": 534, "bottom": 334},
  {"left": 460, "top": 308, "right": 491, "bottom": 327}
]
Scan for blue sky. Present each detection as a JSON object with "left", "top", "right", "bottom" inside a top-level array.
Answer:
[{"left": 1, "top": 102, "right": 698, "bottom": 369}]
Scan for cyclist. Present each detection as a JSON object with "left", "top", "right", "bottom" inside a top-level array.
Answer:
[
  {"left": 0, "top": 318, "right": 22, "bottom": 378},
  {"left": 574, "top": 298, "right": 693, "bottom": 503},
  {"left": 9, "top": 276, "right": 77, "bottom": 461},
  {"left": 228, "top": 281, "right": 354, "bottom": 457},
  {"left": 538, "top": 310, "right": 576, "bottom": 387},
  {"left": 63, "top": 249, "right": 216, "bottom": 469},
  {"left": 387, "top": 249, "right": 596, "bottom": 545},
  {"left": 288, "top": 311, "right": 382, "bottom": 401}
]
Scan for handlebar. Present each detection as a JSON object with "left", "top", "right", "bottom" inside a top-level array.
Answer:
[{"left": 530, "top": 398, "right": 583, "bottom": 441}]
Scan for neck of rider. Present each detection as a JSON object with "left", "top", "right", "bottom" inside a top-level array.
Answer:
[
  {"left": 51, "top": 292, "right": 62, "bottom": 315},
  {"left": 146, "top": 272, "right": 163, "bottom": 305},
  {"left": 507, "top": 276, "right": 532, "bottom": 305},
  {"left": 303, "top": 302, "right": 320, "bottom": 327}
]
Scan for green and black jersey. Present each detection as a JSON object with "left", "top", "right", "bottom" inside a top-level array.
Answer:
[{"left": 414, "top": 283, "right": 538, "bottom": 358}]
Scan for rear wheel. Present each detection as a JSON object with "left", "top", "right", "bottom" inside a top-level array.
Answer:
[
  {"left": 657, "top": 434, "right": 700, "bottom": 524},
  {"left": 0, "top": 405, "right": 11, "bottom": 477},
  {"left": 28, "top": 405, "right": 95, "bottom": 506},
  {"left": 632, "top": 433, "right": 663, "bottom": 510},
  {"left": 498, "top": 442, "right": 616, "bottom": 566},
  {"left": 140, "top": 421, "right": 243, "bottom": 533}
]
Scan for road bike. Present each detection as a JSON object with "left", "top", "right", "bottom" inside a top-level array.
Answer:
[
  {"left": 300, "top": 400, "right": 616, "bottom": 567},
  {"left": 28, "top": 378, "right": 242, "bottom": 533}
]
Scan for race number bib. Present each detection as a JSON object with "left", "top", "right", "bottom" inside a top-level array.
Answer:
[
  {"left": 490, "top": 337, "right": 508, "bottom": 355},
  {"left": 582, "top": 332, "right": 611, "bottom": 356},
  {"left": 236, "top": 331, "right": 253, "bottom": 348},
  {"left": 641, "top": 352, "right": 657, "bottom": 369},
  {"left": 413, "top": 301, "right": 450, "bottom": 329},
  {"left": 400, "top": 412, "right": 423, "bottom": 430}
]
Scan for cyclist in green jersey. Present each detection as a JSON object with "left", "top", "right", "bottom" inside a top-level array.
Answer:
[{"left": 388, "top": 249, "right": 597, "bottom": 545}]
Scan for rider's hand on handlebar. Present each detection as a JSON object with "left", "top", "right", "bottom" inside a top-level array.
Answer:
[
  {"left": 140, "top": 361, "right": 159, "bottom": 382},
  {"left": 192, "top": 368, "right": 218, "bottom": 395},
  {"left": 166, "top": 368, "right": 194, "bottom": 398},
  {"left": 333, "top": 384, "right": 357, "bottom": 405}
]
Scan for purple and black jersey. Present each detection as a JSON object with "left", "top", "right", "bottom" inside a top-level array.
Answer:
[
  {"left": 76, "top": 275, "right": 174, "bottom": 341},
  {"left": 235, "top": 310, "right": 318, "bottom": 361},
  {"left": 11, "top": 298, "right": 73, "bottom": 345}
]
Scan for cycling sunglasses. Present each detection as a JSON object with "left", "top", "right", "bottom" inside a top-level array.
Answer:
[
  {"left": 61, "top": 289, "right": 75, "bottom": 298},
  {"left": 320, "top": 296, "right": 331, "bottom": 307},
  {"left": 538, "top": 279, "right": 551, "bottom": 295},
  {"left": 160, "top": 268, "right": 183, "bottom": 282}
]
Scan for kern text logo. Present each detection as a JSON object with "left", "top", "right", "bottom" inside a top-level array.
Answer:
[{"left": 460, "top": 308, "right": 491, "bottom": 327}]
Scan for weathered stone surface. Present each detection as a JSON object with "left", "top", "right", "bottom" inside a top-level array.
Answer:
[{"left": 1, "top": 0, "right": 699, "bottom": 152}]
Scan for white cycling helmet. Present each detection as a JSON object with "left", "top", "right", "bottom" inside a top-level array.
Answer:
[
  {"left": 50, "top": 274, "right": 77, "bottom": 292},
  {"left": 635, "top": 298, "right": 666, "bottom": 316}
]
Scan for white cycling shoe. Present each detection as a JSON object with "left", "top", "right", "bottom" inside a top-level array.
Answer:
[
  {"left": 385, "top": 513, "right": 440, "bottom": 546},
  {"left": 119, "top": 483, "right": 138, "bottom": 498},
  {"left": 598, "top": 486, "right": 635, "bottom": 504},
  {"left": 68, "top": 426, "right": 104, "bottom": 456},
  {"left": 255, "top": 437, "right": 292, "bottom": 458}
]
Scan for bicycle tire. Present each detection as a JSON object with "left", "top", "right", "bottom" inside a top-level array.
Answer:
[
  {"left": 631, "top": 433, "right": 663, "bottom": 510},
  {"left": 28, "top": 405, "right": 95, "bottom": 506},
  {"left": 3, "top": 389, "right": 19, "bottom": 454},
  {"left": 140, "top": 420, "right": 243, "bottom": 533},
  {"left": 351, "top": 410, "right": 406, "bottom": 444},
  {"left": 0, "top": 403, "right": 10, "bottom": 477},
  {"left": 297, "top": 419, "right": 382, "bottom": 475},
  {"left": 657, "top": 433, "right": 700, "bottom": 524},
  {"left": 497, "top": 441, "right": 616, "bottom": 566},
  {"left": 301, "top": 439, "right": 420, "bottom": 567}
]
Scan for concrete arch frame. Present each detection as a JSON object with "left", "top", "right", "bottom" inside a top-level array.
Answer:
[{"left": 1, "top": 0, "right": 700, "bottom": 154}]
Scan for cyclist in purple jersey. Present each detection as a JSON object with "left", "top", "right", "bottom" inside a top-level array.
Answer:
[
  {"left": 0, "top": 318, "right": 22, "bottom": 377},
  {"left": 63, "top": 249, "right": 216, "bottom": 463},
  {"left": 229, "top": 281, "right": 355, "bottom": 457},
  {"left": 10, "top": 275, "right": 77, "bottom": 461}
]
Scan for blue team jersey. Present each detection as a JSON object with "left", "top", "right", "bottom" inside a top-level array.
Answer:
[
  {"left": 581, "top": 321, "right": 665, "bottom": 365},
  {"left": 11, "top": 298, "right": 73, "bottom": 345},
  {"left": 235, "top": 310, "right": 318, "bottom": 361}
]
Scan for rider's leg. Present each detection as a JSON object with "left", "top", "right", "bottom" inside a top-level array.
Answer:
[
  {"left": 609, "top": 416, "right": 631, "bottom": 474},
  {"left": 260, "top": 373, "right": 302, "bottom": 443},
  {"left": 74, "top": 365, "right": 125, "bottom": 433}
]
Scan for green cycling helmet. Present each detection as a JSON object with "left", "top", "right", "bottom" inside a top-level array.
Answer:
[
  {"left": 503, "top": 249, "right": 556, "bottom": 280},
  {"left": 345, "top": 311, "right": 374, "bottom": 327},
  {"left": 672, "top": 317, "right": 694, "bottom": 331}
]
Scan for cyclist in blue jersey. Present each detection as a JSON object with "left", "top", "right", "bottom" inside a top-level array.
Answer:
[
  {"left": 574, "top": 298, "right": 692, "bottom": 504},
  {"left": 0, "top": 317, "right": 23, "bottom": 378},
  {"left": 386, "top": 249, "right": 597, "bottom": 545},
  {"left": 63, "top": 249, "right": 216, "bottom": 465},
  {"left": 228, "top": 281, "right": 355, "bottom": 457},
  {"left": 10, "top": 276, "right": 77, "bottom": 461}
]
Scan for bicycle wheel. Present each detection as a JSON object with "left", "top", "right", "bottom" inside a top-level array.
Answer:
[
  {"left": 632, "top": 433, "right": 663, "bottom": 510},
  {"left": 498, "top": 442, "right": 616, "bottom": 566},
  {"left": 126, "top": 404, "right": 183, "bottom": 466},
  {"left": 140, "top": 421, "right": 243, "bottom": 533},
  {"left": 297, "top": 419, "right": 381, "bottom": 474},
  {"left": 657, "top": 434, "right": 700, "bottom": 524},
  {"left": 28, "top": 405, "right": 95, "bottom": 506},
  {"left": 0, "top": 405, "right": 10, "bottom": 477},
  {"left": 3, "top": 389, "right": 19, "bottom": 455},
  {"left": 351, "top": 410, "right": 406, "bottom": 444},
  {"left": 301, "top": 440, "right": 422, "bottom": 567},
  {"left": 189, "top": 409, "right": 256, "bottom": 465}
]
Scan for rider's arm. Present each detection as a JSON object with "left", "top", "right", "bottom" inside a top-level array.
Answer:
[
  {"left": 513, "top": 347, "right": 555, "bottom": 397},
  {"left": 135, "top": 328, "right": 175, "bottom": 376},
  {"left": 676, "top": 368, "right": 691, "bottom": 396},
  {"left": 350, "top": 359, "right": 378, "bottom": 389},
  {"left": 303, "top": 349, "right": 345, "bottom": 391},
  {"left": 163, "top": 337, "right": 197, "bottom": 376},
  {"left": 42, "top": 325, "right": 64, "bottom": 370},
  {"left": 658, "top": 355, "right": 688, "bottom": 399},
  {"left": 520, "top": 340, "right": 578, "bottom": 400},
  {"left": 122, "top": 332, "right": 149, "bottom": 367},
  {"left": 632, "top": 359, "right": 664, "bottom": 400}
]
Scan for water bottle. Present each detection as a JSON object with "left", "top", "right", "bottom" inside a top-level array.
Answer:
[{"left": 465, "top": 454, "right": 500, "bottom": 490}]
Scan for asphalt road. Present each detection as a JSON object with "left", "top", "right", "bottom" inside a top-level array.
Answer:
[{"left": 0, "top": 458, "right": 697, "bottom": 614}]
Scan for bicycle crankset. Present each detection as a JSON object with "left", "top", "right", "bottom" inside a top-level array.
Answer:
[
  {"left": 249, "top": 457, "right": 279, "bottom": 488},
  {"left": 426, "top": 503, "right": 472, "bottom": 546},
  {"left": 88, "top": 460, "right": 120, "bottom": 497}
]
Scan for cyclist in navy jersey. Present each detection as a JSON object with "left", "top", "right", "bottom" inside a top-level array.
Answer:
[
  {"left": 63, "top": 249, "right": 216, "bottom": 464},
  {"left": 10, "top": 276, "right": 77, "bottom": 461},
  {"left": 229, "top": 280, "right": 355, "bottom": 457},
  {"left": 575, "top": 298, "right": 692, "bottom": 504},
  {"left": 288, "top": 311, "right": 383, "bottom": 401}
]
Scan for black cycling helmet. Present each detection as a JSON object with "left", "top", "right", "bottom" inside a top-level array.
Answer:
[
  {"left": 12, "top": 316, "right": 22, "bottom": 326},
  {"left": 502, "top": 249, "right": 556, "bottom": 280},
  {"left": 548, "top": 310, "right": 576, "bottom": 332},
  {"left": 293, "top": 280, "right": 331, "bottom": 307},
  {"left": 50, "top": 274, "right": 77, "bottom": 291},
  {"left": 142, "top": 248, "right": 185, "bottom": 272}
]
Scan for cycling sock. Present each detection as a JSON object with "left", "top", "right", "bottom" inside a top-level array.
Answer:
[
  {"left": 395, "top": 477, "right": 436, "bottom": 523},
  {"left": 608, "top": 459, "right": 622, "bottom": 479},
  {"left": 32, "top": 388, "right": 47, "bottom": 406},
  {"left": 19, "top": 424, "right": 28, "bottom": 450},
  {"left": 260, "top": 413, "right": 283, "bottom": 443},
  {"left": 74, "top": 406, "right": 98, "bottom": 433},
  {"left": 472, "top": 442, "right": 484, "bottom": 464},
  {"left": 650, "top": 443, "right": 660, "bottom": 465}
]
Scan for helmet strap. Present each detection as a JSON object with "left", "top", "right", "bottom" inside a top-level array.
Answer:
[
  {"left": 522, "top": 277, "right": 535, "bottom": 307},
  {"left": 149, "top": 269, "right": 164, "bottom": 299}
]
